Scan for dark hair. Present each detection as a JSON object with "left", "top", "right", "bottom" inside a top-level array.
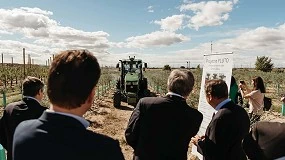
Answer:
[
  {"left": 205, "top": 79, "right": 228, "bottom": 99},
  {"left": 252, "top": 76, "right": 265, "bottom": 93},
  {"left": 167, "top": 69, "right": 194, "bottom": 97},
  {"left": 22, "top": 76, "right": 44, "bottom": 97},
  {"left": 47, "top": 50, "right": 101, "bottom": 109},
  {"left": 231, "top": 76, "right": 236, "bottom": 87}
]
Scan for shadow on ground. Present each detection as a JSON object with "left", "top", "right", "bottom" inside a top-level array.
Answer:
[
  {"left": 115, "top": 91, "right": 157, "bottom": 111},
  {"left": 116, "top": 105, "right": 134, "bottom": 111}
]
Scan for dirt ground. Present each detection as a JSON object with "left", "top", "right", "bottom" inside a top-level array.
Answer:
[{"left": 84, "top": 90, "right": 134, "bottom": 160}]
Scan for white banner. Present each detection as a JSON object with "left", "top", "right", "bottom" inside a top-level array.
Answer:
[{"left": 192, "top": 52, "right": 234, "bottom": 159}]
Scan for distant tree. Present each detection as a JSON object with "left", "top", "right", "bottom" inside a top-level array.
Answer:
[
  {"left": 163, "top": 65, "right": 171, "bottom": 71},
  {"left": 180, "top": 66, "right": 185, "bottom": 69},
  {"left": 255, "top": 56, "right": 274, "bottom": 72},
  {"left": 197, "top": 64, "right": 200, "bottom": 69}
]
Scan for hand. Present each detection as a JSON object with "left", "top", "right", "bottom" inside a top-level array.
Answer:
[
  {"left": 191, "top": 135, "right": 204, "bottom": 146},
  {"left": 281, "top": 97, "right": 285, "bottom": 103},
  {"left": 238, "top": 83, "right": 243, "bottom": 89}
]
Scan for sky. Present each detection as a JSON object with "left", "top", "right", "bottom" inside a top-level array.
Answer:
[{"left": 0, "top": 0, "right": 284, "bottom": 68}]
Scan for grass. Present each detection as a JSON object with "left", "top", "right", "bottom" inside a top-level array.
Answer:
[{"left": 0, "top": 94, "right": 22, "bottom": 108}]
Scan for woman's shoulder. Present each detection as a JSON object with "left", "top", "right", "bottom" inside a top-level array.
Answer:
[
  {"left": 250, "top": 90, "right": 261, "bottom": 94},
  {"left": 250, "top": 90, "right": 264, "bottom": 99}
]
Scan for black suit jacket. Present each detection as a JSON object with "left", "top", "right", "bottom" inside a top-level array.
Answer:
[
  {"left": 243, "top": 121, "right": 285, "bottom": 160},
  {"left": 13, "top": 111, "right": 125, "bottom": 160},
  {"left": 0, "top": 97, "right": 47, "bottom": 160},
  {"left": 197, "top": 100, "right": 250, "bottom": 160},
  {"left": 125, "top": 95, "right": 203, "bottom": 160}
]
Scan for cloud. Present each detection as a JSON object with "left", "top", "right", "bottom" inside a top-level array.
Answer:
[
  {"left": 34, "top": 26, "right": 110, "bottom": 52},
  {"left": 0, "top": 7, "right": 111, "bottom": 54},
  {"left": 118, "top": 31, "right": 189, "bottom": 48},
  {"left": 20, "top": 7, "right": 53, "bottom": 16},
  {"left": 147, "top": 6, "right": 154, "bottom": 13},
  {"left": 232, "top": 0, "right": 239, "bottom": 4},
  {"left": 180, "top": 1, "right": 237, "bottom": 30},
  {"left": 154, "top": 15, "right": 186, "bottom": 32},
  {"left": 0, "top": 8, "right": 57, "bottom": 31},
  {"left": 0, "top": 30, "right": 13, "bottom": 35},
  {"left": 0, "top": 39, "right": 56, "bottom": 64},
  {"left": 173, "top": 23, "right": 285, "bottom": 67}
]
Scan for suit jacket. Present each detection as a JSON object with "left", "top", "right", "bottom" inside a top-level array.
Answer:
[
  {"left": 125, "top": 95, "right": 203, "bottom": 160},
  {"left": 13, "top": 111, "right": 125, "bottom": 160},
  {"left": 243, "top": 121, "right": 285, "bottom": 160},
  {"left": 197, "top": 100, "right": 250, "bottom": 160},
  {"left": 0, "top": 97, "right": 47, "bottom": 160}
]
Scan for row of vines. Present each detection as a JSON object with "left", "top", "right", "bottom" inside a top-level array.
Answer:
[
  {"left": 0, "top": 64, "right": 48, "bottom": 93},
  {"left": 0, "top": 66, "right": 119, "bottom": 107},
  {"left": 144, "top": 68, "right": 285, "bottom": 112}
]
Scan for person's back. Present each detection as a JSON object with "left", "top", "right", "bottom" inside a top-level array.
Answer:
[
  {"left": 14, "top": 112, "right": 124, "bottom": 160},
  {"left": 243, "top": 121, "right": 285, "bottom": 160},
  {"left": 13, "top": 50, "right": 124, "bottom": 160},
  {"left": 135, "top": 96, "right": 202, "bottom": 160},
  {"left": 125, "top": 69, "right": 203, "bottom": 160},
  {"left": 0, "top": 76, "right": 46, "bottom": 160},
  {"left": 209, "top": 101, "right": 250, "bottom": 160},
  {"left": 192, "top": 79, "right": 250, "bottom": 160}
]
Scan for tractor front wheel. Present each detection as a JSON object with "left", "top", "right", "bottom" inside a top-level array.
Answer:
[{"left": 113, "top": 91, "right": 121, "bottom": 108}]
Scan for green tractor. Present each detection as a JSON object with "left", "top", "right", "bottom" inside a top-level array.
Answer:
[{"left": 113, "top": 56, "right": 149, "bottom": 107}]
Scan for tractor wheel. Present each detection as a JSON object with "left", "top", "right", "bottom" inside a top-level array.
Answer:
[
  {"left": 113, "top": 91, "right": 121, "bottom": 108},
  {"left": 143, "top": 78, "right": 148, "bottom": 90}
]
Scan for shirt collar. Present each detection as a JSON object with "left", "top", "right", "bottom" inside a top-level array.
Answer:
[
  {"left": 166, "top": 92, "right": 185, "bottom": 99},
  {"left": 23, "top": 96, "right": 41, "bottom": 104},
  {"left": 275, "top": 156, "right": 285, "bottom": 160},
  {"left": 46, "top": 109, "right": 90, "bottom": 128},
  {"left": 214, "top": 98, "right": 231, "bottom": 113}
]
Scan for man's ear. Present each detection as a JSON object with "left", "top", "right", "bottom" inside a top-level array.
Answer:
[
  {"left": 35, "top": 89, "right": 41, "bottom": 97},
  {"left": 87, "top": 87, "right": 96, "bottom": 104},
  {"left": 208, "top": 94, "right": 213, "bottom": 101},
  {"left": 38, "top": 89, "right": 43, "bottom": 94}
]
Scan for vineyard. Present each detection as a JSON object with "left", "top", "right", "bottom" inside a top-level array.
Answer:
[
  {"left": 145, "top": 68, "right": 285, "bottom": 112},
  {"left": 1, "top": 64, "right": 285, "bottom": 111},
  {"left": 0, "top": 64, "right": 118, "bottom": 108}
]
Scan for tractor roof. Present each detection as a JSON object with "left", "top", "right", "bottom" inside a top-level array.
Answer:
[{"left": 122, "top": 59, "right": 142, "bottom": 62}]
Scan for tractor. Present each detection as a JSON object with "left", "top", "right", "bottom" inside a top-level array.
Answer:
[{"left": 113, "top": 56, "right": 149, "bottom": 107}]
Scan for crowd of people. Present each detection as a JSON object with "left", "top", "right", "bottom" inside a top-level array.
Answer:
[{"left": 0, "top": 49, "right": 284, "bottom": 160}]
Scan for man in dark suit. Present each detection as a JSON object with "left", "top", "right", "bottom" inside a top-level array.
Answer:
[
  {"left": 125, "top": 69, "right": 203, "bottom": 160},
  {"left": 13, "top": 50, "right": 124, "bottom": 160},
  {"left": 191, "top": 79, "right": 250, "bottom": 160},
  {"left": 243, "top": 121, "right": 285, "bottom": 160},
  {"left": 0, "top": 76, "right": 47, "bottom": 160}
]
